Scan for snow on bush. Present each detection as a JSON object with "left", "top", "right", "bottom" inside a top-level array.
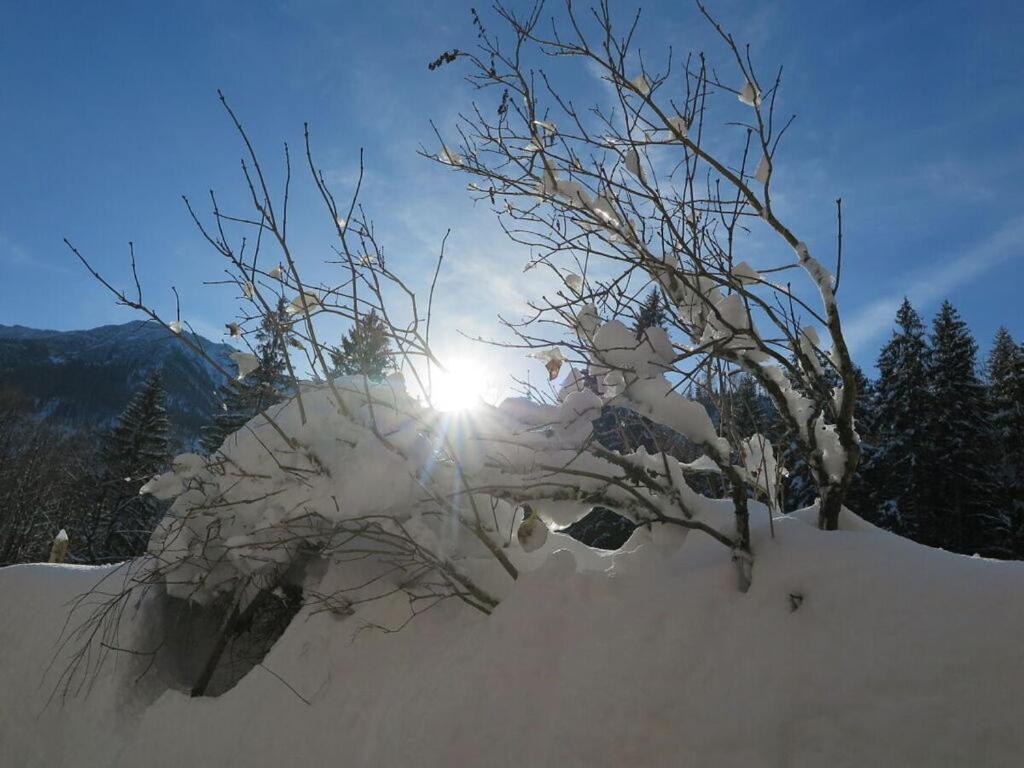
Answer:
[{"left": 138, "top": 317, "right": 753, "bottom": 617}]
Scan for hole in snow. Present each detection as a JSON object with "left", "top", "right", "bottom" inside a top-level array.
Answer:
[
  {"left": 560, "top": 507, "right": 636, "bottom": 550},
  {"left": 153, "top": 579, "right": 303, "bottom": 698},
  {"left": 197, "top": 583, "right": 303, "bottom": 697}
]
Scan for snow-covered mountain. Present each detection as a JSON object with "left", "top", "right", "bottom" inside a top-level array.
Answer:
[{"left": 0, "top": 320, "right": 238, "bottom": 447}]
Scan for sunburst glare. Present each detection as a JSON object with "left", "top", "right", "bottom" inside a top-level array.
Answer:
[{"left": 429, "top": 358, "right": 493, "bottom": 412}]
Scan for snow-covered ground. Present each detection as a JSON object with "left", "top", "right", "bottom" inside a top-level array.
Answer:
[{"left": 2, "top": 508, "right": 1022, "bottom": 767}]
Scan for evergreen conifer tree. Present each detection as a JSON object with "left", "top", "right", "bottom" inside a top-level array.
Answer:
[
  {"left": 727, "top": 374, "right": 769, "bottom": 441},
  {"left": 633, "top": 289, "right": 665, "bottom": 340},
  {"left": 567, "top": 290, "right": 676, "bottom": 549},
  {"left": 865, "top": 298, "right": 931, "bottom": 535},
  {"left": 986, "top": 327, "right": 1024, "bottom": 551},
  {"left": 89, "top": 371, "right": 171, "bottom": 559},
  {"left": 924, "top": 301, "right": 1000, "bottom": 554},
  {"left": 764, "top": 401, "right": 814, "bottom": 511},
  {"left": 760, "top": 349, "right": 843, "bottom": 512},
  {"left": 330, "top": 310, "right": 395, "bottom": 380},
  {"left": 201, "top": 298, "right": 292, "bottom": 454},
  {"left": 844, "top": 366, "right": 878, "bottom": 518}
]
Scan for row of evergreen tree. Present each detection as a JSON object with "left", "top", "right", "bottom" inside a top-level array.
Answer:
[
  {"left": 566, "top": 292, "right": 1024, "bottom": 559},
  {"left": 857, "top": 299, "right": 1024, "bottom": 557},
  {"left": 193, "top": 294, "right": 1024, "bottom": 560},
  {"left": 13, "top": 289, "right": 1017, "bottom": 564},
  {"left": 728, "top": 297, "right": 1023, "bottom": 558}
]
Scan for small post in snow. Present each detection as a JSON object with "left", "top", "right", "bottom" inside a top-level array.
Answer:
[{"left": 49, "top": 529, "right": 69, "bottom": 564}]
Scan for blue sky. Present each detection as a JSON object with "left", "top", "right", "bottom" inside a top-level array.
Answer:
[{"left": 1, "top": 0, "right": 1022, "bottom": 383}]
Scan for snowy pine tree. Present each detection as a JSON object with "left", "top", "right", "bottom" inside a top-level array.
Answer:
[
  {"left": 633, "top": 288, "right": 665, "bottom": 340},
  {"left": 89, "top": 370, "right": 171, "bottom": 559},
  {"left": 329, "top": 310, "right": 395, "bottom": 380},
  {"left": 725, "top": 374, "right": 770, "bottom": 441},
  {"left": 591, "top": 294, "right": 684, "bottom": 458},
  {"left": 568, "top": 291, "right": 681, "bottom": 549},
  {"left": 201, "top": 298, "right": 291, "bottom": 454},
  {"left": 986, "top": 327, "right": 1024, "bottom": 552},
  {"left": 864, "top": 298, "right": 931, "bottom": 535},
  {"left": 758, "top": 347, "right": 843, "bottom": 513},
  {"left": 924, "top": 301, "right": 1001, "bottom": 555},
  {"left": 764, "top": 398, "right": 813, "bottom": 511},
  {"left": 844, "top": 366, "right": 879, "bottom": 518}
]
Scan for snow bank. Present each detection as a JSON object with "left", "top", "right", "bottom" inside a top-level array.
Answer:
[{"left": 3, "top": 511, "right": 1024, "bottom": 767}]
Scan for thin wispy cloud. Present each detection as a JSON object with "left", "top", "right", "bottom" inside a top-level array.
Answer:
[
  {"left": 844, "top": 213, "right": 1024, "bottom": 353},
  {"left": 0, "top": 232, "right": 29, "bottom": 266},
  {"left": 0, "top": 232, "right": 76, "bottom": 278}
]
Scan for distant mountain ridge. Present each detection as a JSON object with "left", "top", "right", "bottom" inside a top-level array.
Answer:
[{"left": 0, "top": 320, "right": 239, "bottom": 448}]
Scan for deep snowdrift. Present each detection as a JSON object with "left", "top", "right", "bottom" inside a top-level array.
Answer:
[{"left": 2, "top": 510, "right": 1023, "bottom": 767}]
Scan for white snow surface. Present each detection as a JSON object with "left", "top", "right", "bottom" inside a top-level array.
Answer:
[
  {"left": 3, "top": 508, "right": 1024, "bottom": 767},
  {"left": 3, "top": 368, "right": 1022, "bottom": 765}
]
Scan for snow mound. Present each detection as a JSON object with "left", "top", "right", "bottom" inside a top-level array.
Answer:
[{"left": 3, "top": 511, "right": 1024, "bottom": 766}]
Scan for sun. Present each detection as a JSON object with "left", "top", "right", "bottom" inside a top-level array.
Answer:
[{"left": 429, "top": 358, "right": 491, "bottom": 412}]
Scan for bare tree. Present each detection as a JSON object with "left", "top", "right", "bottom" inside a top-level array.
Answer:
[
  {"left": 0, "top": 399, "right": 97, "bottom": 566},
  {"left": 59, "top": 95, "right": 520, "bottom": 696},
  {"left": 425, "top": 0, "right": 860, "bottom": 545}
]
